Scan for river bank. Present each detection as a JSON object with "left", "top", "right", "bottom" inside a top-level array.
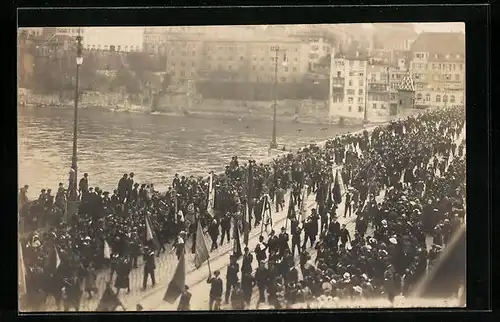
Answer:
[{"left": 19, "top": 90, "right": 398, "bottom": 126}]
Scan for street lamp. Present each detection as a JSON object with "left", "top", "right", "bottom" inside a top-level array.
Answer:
[
  {"left": 69, "top": 30, "right": 83, "bottom": 204},
  {"left": 270, "top": 46, "right": 287, "bottom": 150}
]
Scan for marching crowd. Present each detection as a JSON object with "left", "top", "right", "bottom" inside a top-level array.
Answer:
[
  {"left": 18, "top": 106, "right": 465, "bottom": 310},
  {"left": 204, "top": 106, "right": 465, "bottom": 310}
]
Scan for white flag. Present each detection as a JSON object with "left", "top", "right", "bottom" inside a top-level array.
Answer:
[
  {"left": 104, "top": 239, "right": 111, "bottom": 259},
  {"left": 207, "top": 173, "right": 216, "bottom": 217}
]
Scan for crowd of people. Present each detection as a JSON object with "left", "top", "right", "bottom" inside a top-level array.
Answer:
[
  {"left": 18, "top": 106, "right": 465, "bottom": 310},
  {"left": 204, "top": 106, "right": 465, "bottom": 310}
]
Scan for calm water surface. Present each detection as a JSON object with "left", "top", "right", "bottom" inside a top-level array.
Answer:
[{"left": 18, "top": 107, "right": 360, "bottom": 198}]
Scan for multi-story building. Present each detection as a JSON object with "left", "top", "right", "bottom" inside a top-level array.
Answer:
[
  {"left": 329, "top": 48, "right": 369, "bottom": 119},
  {"left": 162, "top": 35, "right": 205, "bottom": 84},
  {"left": 410, "top": 32, "right": 465, "bottom": 108},
  {"left": 82, "top": 27, "right": 144, "bottom": 52},
  {"left": 366, "top": 62, "right": 391, "bottom": 117},
  {"left": 372, "top": 23, "right": 418, "bottom": 51}
]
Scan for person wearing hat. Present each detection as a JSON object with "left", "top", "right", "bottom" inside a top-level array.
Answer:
[
  {"left": 220, "top": 212, "right": 231, "bottom": 247},
  {"left": 129, "top": 183, "right": 139, "bottom": 204},
  {"left": 126, "top": 172, "right": 135, "bottom": 202},
  {"left": 339, "top": 224, "right": 351, "bottom": 248},
  {"left": 230, "top": 282, "right": 245, "bottom": 310},
  {"left": 225, "top": 254, "right": 240, "bottom": 304},
  {"left": 208, "top": 218, "right": 220, "bottom": 251},
  {"left": 290, "top": 217, "right": 302, "bottom": 257},
  {"left": 328, "top": 214, "right": 341, "bottom": 248},
  {"left": 117, "top": 174, "right": 128, "bottom": 203},
  {"left": 278, "top": 226, "right": 290, "bottom": 258},
  {"left": 79, "top": 173, "right": 89, "bottom": 202},
  {"left": 177, "top": 285, "right": 192, "bottom": 311},
  {"left": 115, "top": 256, "right": 131, "bottom": 295},
  {"left": 344, "top": 189, "right": 352, "bottom": 218},
  {"left": 142, "top": 246, "right": 156, "bottom": 290},
  {"left": 241, "top": 247, "right": 253, "bottom": 275},
  {"left": 255, "top": 260, "right": 269, "bottom": 304},
  {"left": 207, "top": 270, "right": 223, "bottom": 310}
]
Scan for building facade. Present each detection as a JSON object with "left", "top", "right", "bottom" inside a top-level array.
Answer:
[
  {"left": 328, "top": 50, "right": 369, "bottom": 119},
  {"left": 82, "top": 27, "right": 144, "bottom": 52},
  {"left": 410, "top": 32, "right": 465, "bottom": 108}
]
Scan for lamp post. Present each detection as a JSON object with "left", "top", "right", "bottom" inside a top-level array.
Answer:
[
  {"left": 270, "top": 46, "right": 287, "bottom": 150},
  {"left": 69, "top": 30, "right": 83, "bottom": 204}
]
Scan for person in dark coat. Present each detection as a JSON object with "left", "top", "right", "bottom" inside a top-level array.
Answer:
[
  {"left": 241, "top": 247, "right": 253, "bottom": 275},
  {"left": 328, "top": 215, "right": 341, "bottom": 247},
  {"left": 225, "top": 255, "right": 240, "bottom": 304},
  {"left": 231, "top": 283, "right": 245, "bottom": 310},
  {"left": 344, "top": 190, "right": 352, "bottom": 218},
  {"left": 126, "top": 172, "right": 134, "bottom": 202},
  {"left": 208, "top": 218, "right": 220, "bottom": 251},
  {"left": 142, "top": 247, "right": 156, "bottom": 290},
  {"left": 177, "top": 285, "right": 192, "bottom": 311},
  {"left": 290, "top": 218, "right": 302, "bottom": 257},
  {"left": 207, "top": 270, "right": 223, "bottom": 310},
  {"left": 115, "top": 257, "right": 131, "bottom": 295},
  {"left": 62, "top": 273, "right": 82, "bottom": 312},
  {"left": 220, "top": 212, "right": 231, "bottom": 246},
  {"left": 117, "top": 174, "right": 128, "bottom": 203},
  {"left": 255, "top": 261, "right": 269, "bottom": 304},
  {"left": 241, "top": 272, "right": 256, "bottom": 306},
  {"left": 339, "top": 224, "right": 351, "bottom": 248},
  {"left": 79, "top": 173, "right": 89, "bottom": 201},
  {"left": 278, "top": 227, "right": 290, "bottom": 257}
]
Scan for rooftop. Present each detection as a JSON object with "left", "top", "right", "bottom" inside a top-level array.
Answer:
[{"left": 410, "top": 32, "right": 465, "bottom": 54}]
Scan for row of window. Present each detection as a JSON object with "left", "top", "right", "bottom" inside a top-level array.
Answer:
[
  {"left": 347, "top": 97, "right": 364, "bottom": 104},
  {"left": 415, "top": 93, "right": 458, "bottom": 103},
  {"left": 252, "top": 65, "right": 298, "bottom": 72},
  {"left": 414, "top": 52, "right": 463, "bottom": 60},
  {"left": 85, "top": 44, "right": 141, "bottom": 51},
  {"left": 413, "top": 62, "right": 464, "bottom": 71},
  {"left": 346, "top": 79, "right": 364, "bottom": 87},
  {"left": 346, "top": 89, "right": 364, "bottom": 95},
  {"left": 346, "top": 106, "right": 364, "bottom": 113}
]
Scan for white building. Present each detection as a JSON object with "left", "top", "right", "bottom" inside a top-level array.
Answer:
[{"left": 82, "top": 27, "right": 144, "bottom": 52}]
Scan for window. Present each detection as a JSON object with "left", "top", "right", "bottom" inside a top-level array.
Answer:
[
  {"left": 436, "top": 95, "right": 441, "bottom": 102},
  {"left": 358, "top": 106, "right": 363, "bottom": 112},
  {"left": 337, "top": 71, "right": 341, "bottom": 78},
  {"left": 348, "top": 97, "right": 354, "bottom": 104},
  {"left": 284, "top": 67, "right": 289, "bottom": 72},
  {"left": 459, "top": 64, "right": 463, "bottom": 70},
  {"left": 260, "top": 66, "right": 264, "bottom": 71},
  {"left": 399, "top": 100, "right": 403, "bottom": 105},
  {"left": 253, "top": 65, "right": 256, "bottom": 70},
  {"left": 425, "top": 94, "right": 430, "bottom": 101},
  {"left": 180, "top": 71, "right": 185, "bottom": 77},
  {"left": 358, "top": 72, "right": 364, "bottom": 77},
  {"left": 443, "top": 95, "right": 448, "bottom": 102},
  {"left": 455, "top": 74, "right": 460, "bottom": 81},
  {"left": 280, "top": 77, "right": 286, "bottom": 82},
  {"left": 348, "top": 80, "right": 353, "bottom": 86},
  {"left": 359, "top": 80, "right": 364, "bottom": 87},
  {"left": 347, "top": 89, "right": 355, "bottom": 95},
  {"left": 444, "top": 74, "right": 451, "bottom": 80},
  {"left": 348, "top": 106, "right": 352, "bottom": 112},
  {"left": 358, "top": 97, "right": 363, "bottom": 103},
  {"left": 358, "top": 89, "right": 363, "bottom": 95},
  {"left": 416, "top": 93, "right": 422, "bottom": 100},
  {"left": 240, "top": 56, "right": 244, "bottom": 60},
  {"left": 372, "top": 103, "right": 377, "bottom": 109},
  {"left": 450, "top": 95, "right": 456, "bottom": 103}
]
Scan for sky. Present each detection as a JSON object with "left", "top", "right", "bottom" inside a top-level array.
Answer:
[{"left": 80, "top": 22, "right": 465, "bottom": 34}]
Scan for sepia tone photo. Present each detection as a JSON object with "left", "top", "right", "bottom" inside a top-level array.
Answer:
[{"left": 18, "top": 23, "right": 466, "bottom": 312}]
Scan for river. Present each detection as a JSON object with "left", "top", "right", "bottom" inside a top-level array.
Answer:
[{"left": 18, "top": 107, "right": 361, "bottom": 198}]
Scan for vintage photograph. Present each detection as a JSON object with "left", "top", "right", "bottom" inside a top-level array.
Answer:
[{"left": 18, "top": 23, "right": 466, "bottom": 311}]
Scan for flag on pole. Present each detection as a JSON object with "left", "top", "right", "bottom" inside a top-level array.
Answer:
[
  {"left": 299, "top": 185, "right": 307, "bottom": 222},
  {"left": 207, "top": 173, "right": 216, "bottom": 217},
  {"left": 193, "top": 220, "right": 210, "bottom": 269},
  {"left": 164, "top": 247, "right": 186, "bottom": 303},
  {"left": 145, "top": 215, "right": 160, "bottom": 250},
  {"left": 287, "top": 193, "right": 296, "bottom": 220},
  {"left": 333, "top": 170, "right": 342, "bottom": 204},
  {"left": 243, "top": 200, "right": 250, "bottom": 245},
  {"left": 103, "top": 239, "right": 111, "bottom": 259},
  {"left": 96, "top": 283, "right": 125, "bottom": 311},
  {"left": 261, "top": 194, "right": 272, "bottom": 227},
  {"left": 55, "top": 245, "right": 61, "bottom": 269},
  {"left": 233, "top": 222, "right": 243, "bottom": 259},
  {"left": 19, "top": 242, "right": 27, "bottom": 295}
]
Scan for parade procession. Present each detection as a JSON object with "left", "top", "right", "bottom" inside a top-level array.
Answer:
[{"left": 18, "top": 105, "right": 466, "bottom": 311}]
